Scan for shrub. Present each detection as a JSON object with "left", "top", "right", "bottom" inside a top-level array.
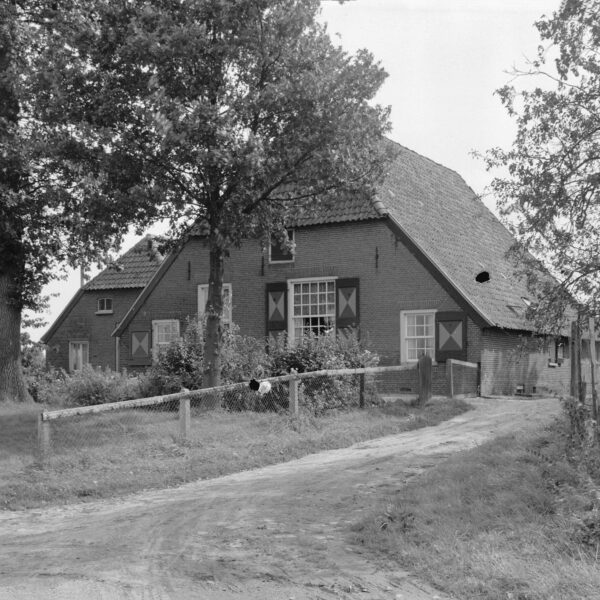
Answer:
[
  {"left": 34, "top": 366, "right": 142, "bottom": 407},
  {"left": 268, "top": 330, "right": 379, "bottom": 414},
  {"left": 140, "top": 318, "right": 270, "bottom": 397}
]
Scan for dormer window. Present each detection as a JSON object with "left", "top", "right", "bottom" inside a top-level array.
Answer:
[
  {"left": 96, "top": 298, "right": 113, "bottom": 314},
  {"left": 269, "top": 229, "right": 295, "bottom": 263}
]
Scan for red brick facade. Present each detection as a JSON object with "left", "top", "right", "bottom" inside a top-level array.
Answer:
[
  {"left": 46, "top": 218, "right": 581, "bottom": 398},
  {"left": 118, "top": 220, "right": 468, "bottom": 370},
  {"left": 45, "top": 288, "right": 141, "bottom": 372}
]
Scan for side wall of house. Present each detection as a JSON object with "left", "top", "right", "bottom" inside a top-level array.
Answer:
[
  {"left": 119, "top": 219, "right": 478, "bottom": 390},
  {"left": 480, "top": 330, "right": 583, "bottom": 396},
  {"left": 45, "top": 289, "right": 141, "bottom": 372}
]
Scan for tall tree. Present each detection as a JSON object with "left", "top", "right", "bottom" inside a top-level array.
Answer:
[
  {"left": 0, "top": 1, "right": 154, "bottom": 402},
  {"left": 484, "top": 0, "right": 600, "bottom": 331},
  {"left": 65, "top": 0, "right": 392, "bottom": 387}
]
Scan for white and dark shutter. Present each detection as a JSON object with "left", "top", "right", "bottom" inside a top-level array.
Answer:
[
  {"left": 131, "top": 330, "right": 152, "bottom": 365},
  {"left": 266, "top": 282, "right": 287, "bottom": 340},
  {"left": 336, "top": 278, "right": 360, "bottom": 334},
  {"left": 435, "top": 312, "right": 467, "bottom": 362}
]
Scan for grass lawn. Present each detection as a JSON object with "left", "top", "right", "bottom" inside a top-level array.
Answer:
[
  {"left": 0, "top": 397, "right": 470, "bottom": 510},
  {"left": 352, "top": 416, "right": 600, "bottom": 600}
]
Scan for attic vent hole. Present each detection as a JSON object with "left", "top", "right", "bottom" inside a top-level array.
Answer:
[{"left": 475, "top": 271, "right": 490, "bottom": 283}]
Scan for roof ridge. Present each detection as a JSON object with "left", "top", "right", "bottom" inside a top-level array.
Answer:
[{"left": 385, "top": 137, "right": 477, "bottom": 195}]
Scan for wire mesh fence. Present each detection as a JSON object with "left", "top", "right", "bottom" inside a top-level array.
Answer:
[{"left": 36, "top": 366, "right": 415, "bottom": 460}]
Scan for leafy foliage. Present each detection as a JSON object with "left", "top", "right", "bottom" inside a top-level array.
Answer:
[
  {"left": 483, "top": 0, "right": 600, "bottom": 330},
  {"left": 57, "top": 0, "right": 393, "bottom": 386},
  {"left": 33, "top": 366, "right": 141, "bottom": 407}
]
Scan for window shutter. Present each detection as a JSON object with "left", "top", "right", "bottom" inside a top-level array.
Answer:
[
  {"left": 266, "top": 282, "right": 287, "bottom": 340},
  {"left": 435, "top": 312, "right": 467, "bottom": 362},
  {"left": 131, "top": 330, "right": 152, "bottom": 366},
  {"left": 336, "top": 278, "right": 360, "bottom": 334}
]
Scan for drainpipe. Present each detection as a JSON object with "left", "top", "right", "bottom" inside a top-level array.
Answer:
[{"left": 115, "top": 336, "right": 120, "bottom": 373}]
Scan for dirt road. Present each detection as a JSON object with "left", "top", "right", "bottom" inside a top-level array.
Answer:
[{"left": 0, "top": 397, "right": 560, "bottom": 600}]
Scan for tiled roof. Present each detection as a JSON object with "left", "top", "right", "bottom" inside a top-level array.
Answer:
[
  {"left": 288, "top": 191, "right": 385, "bottom": 226},
  {"left": 84, "top": 235, "right": 164, "bottom": 290},
  {"left": 289, "top": 140, "right": 541, "bottom": 331},
  {"left": 377, "top": 142, "right": 533, "bottom": 330}
]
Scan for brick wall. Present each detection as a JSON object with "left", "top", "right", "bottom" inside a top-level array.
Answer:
[
  {"left": 45, "top": 288, "right": 142, "bottom": 372},
  {"left": 119, "top": 219, "right": 470, "bottom": 383},
  {"left": 480, "top": 329, "right": 581, "bottom": 396}
]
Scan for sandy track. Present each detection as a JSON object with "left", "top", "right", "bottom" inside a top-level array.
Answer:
[{"left": 0, "top": 397, "right": 560, "bottom": 600}]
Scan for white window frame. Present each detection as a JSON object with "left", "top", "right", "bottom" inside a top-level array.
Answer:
[
  {"left": 269, "top": 229, "right": 295, "bottom": 264},
  {"left": 69, "top": 340, "right": 89, "bottom": 372},
  {"left": 151, "top": 319, "right": 181, "bottom": 361},
  {"left": 96, "top": 297, "right": 113, "bottom": 314},
  {"left": 197, "top": 284, "right": 232, "bottom": 325},
  {"left": 400, "top": 309, "right": 437, "bottom": 363},
  {"left": 287, "top": 276, "right": 337, "bottom": 345}
]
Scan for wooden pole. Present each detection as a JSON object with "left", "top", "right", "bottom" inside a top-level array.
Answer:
[
  {"left": 589, "top": 317, "right": 598, "bottom": 423},
  {"left": 447, "top": 359, "right": 455, "bottom": 399},
  {"left": 179, "top": 397, "right": 190, "bottom": 440},
  {"left": 37, "top": 413, "right": 50, "bottom": 460},
  {"left": 289, "top": 379, "right": 299, "bottom": 416},
  {"left": 359, "top": 373, "right": 365, "bottom": 408},
  {"left": 571, "top": 320, "right": 581, "bottom": 401},
  {"left": 418, "top": 354, "right": 432, "bottom": 406}
]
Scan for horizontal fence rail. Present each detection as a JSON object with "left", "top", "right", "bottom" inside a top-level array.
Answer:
[{"left": 35, "top": 363, "right": 442, "bottom": 460}]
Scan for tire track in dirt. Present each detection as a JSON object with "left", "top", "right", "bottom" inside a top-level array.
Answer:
[{"left": 0, "top": 397, "right": 561, "bottom": 600}]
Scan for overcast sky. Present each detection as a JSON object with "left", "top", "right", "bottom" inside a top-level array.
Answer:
[{"left": 30, "top": 0, "right": 560, "bottom": 341}]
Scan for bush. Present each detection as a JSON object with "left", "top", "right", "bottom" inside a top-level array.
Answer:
[
  {"left": 268, "top": 330, "right": 379, "bottom": 414},
  {"left": 34, "top": 365, "right": 142, "bottom": 407},
  {"left": 269, "top": 329, "right": 378, "bottom": 374},
  {"left": 139, "top": 318, "right": 270, "bottom": 397}
]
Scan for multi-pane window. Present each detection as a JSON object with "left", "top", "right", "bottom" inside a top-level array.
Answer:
[
  {"left": 291, "top": 279, "right": 335, "bottom": 342},
  {"left": 96, "top": 298, "right": 113, "bottom": 314},
  {"left": 403, "top": 311, "right": 435, "bottom": 361},
  {"left": 69, "top": 341, "right": 89, "bottom": 372},
  {"left": 197, "top": 284, "right": 232, "bottom": 325},
  {"left": 152, "top": 320, "right": 180, "bottom": 360}
]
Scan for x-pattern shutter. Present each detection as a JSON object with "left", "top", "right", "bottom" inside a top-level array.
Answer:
[
  {"left": 435, "top": 311, "right": 467, "bottom": 362},
  {"left": 336, "top": 278, "right": 360, "bottom": 336},
  {"left": 266, "top": 282, "right": 287, "bottom": 342},
  {"left": 131, "top": 330, "right": 152, "bottom": 366}
]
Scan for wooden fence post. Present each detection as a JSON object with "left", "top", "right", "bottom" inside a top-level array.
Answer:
[
  {"left": 418, "top": 354, "right": 432, "bottom": 405},
  {"left": 359, "top": 374, "right": 365, "bottom": 408},
  {"left": 446, "top": 359, "right": 454, "bottom": 399},
  {"left": 37, "top": 413, "right": 50, "bottom": 459},
  {"left": 289, "top": 369, "right": 299, "bottom": 416},
  {"left": 179, "top": 396, "right": 190, "bottom": 440},
  {"left": 589, "top": 317, "right": 598, "bottom": 424},
  {"left": 571, "top": 320, "right": 582, "bottom": 401}
]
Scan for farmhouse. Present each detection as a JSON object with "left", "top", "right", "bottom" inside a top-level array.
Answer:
[
  {"left": 44, "top": 141, "right": 578, "bottom": 396},
  {"left": 42, "top": 236, "right": 164, "bottom": 372}
]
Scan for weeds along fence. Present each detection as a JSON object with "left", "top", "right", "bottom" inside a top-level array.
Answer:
[{"left": 37, "top": 365, "right": 420, "bottom": 459}]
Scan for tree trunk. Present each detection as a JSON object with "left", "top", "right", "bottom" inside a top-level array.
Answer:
[
  {"left": 202, "top": 235, "right": 225, "bottom": 389},
  {"left": 0, "top": 273, "right": 30, "bottom": 403}
]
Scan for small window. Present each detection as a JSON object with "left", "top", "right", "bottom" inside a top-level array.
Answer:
[
  {"left": 69, "top": 341, "right": 89, "bottom": 372},
  {"left": 151, "top": 320, "right": 180, "bottom": 361},
  {"left": 96, "top": 298, "right": 113, "bottom": 314},
  {"left": 401, "top": 310, "right": 436, "bottom": 362},
  {"left": 269, "top": 229, "right": 295, "bottom": 263},
  {"left": 198, "top": 284, "right": 232, "bottom": 325}
]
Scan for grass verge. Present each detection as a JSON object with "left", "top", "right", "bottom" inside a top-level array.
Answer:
[
  {"left": 352, "top": 416, "right": 600, "bottom": 600},
  {"left": 0, "top": 397, "right": 470, "bottom": 510}
]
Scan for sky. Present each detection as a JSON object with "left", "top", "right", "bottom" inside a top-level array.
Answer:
[{"left": 29, "top": 0, "right": 561, "bottom": 342}]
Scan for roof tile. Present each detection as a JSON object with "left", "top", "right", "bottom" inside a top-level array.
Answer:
[{"left": 84, "top": 235, "right": 164, "bottom": 290}]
